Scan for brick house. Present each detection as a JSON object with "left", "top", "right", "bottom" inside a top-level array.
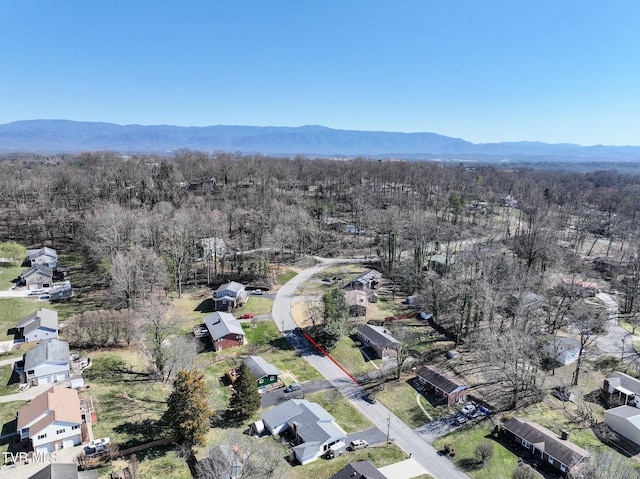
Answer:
[
  {"left": 501, "top": 417, "right": 590, "bottom": 476},
  {"left": 414, "top": 365, "right": 468, "bottom": 405},
  {"left": 204, "top": 312, "right": 246, "bottom": 352}
]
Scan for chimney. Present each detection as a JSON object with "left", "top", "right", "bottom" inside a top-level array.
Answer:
[{"left": 561, "top": 430, "right": 569, "bottom": 440}]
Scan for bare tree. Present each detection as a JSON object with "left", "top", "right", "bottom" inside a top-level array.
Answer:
[
  {"left": 196, "top": 430, "right": 286, "bottom": 479},
  {"left": 571, "top": 303, "right": 607, "bottom": 386}
]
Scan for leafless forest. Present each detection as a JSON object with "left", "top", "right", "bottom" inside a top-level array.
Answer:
[{"left": 3, "top": 151, "right": 640, "bottom": 409}]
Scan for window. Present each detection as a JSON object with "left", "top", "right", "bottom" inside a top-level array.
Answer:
[
  {"left": 521, "top": 439, "right": 531, "bottom": 448},
  {"left": 37, "top": 434, "right": 47, "bottom": 440},
  {"left": 560, "top": 464, "right": 566, "bottom": 472},
  {"left": 548, "top": 456, "right": 554, "bottom": 464},
  {"left": 27, "top": 370, "right": 35, "bottom": 375},
  {"left": 72, "top": 425, "right": 80, "bottom": 430},
  {"left": 56, "top": 429, "right": 65, "bottom": 435}
]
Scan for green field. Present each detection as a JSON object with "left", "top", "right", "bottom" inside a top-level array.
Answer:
[
  {"left": 329, "top": 336, "right": 382, "bottom": 378},
  {"left": 375, "top": 381, "right": 444, "bottom": 428},
  {"left": 433, "top": 424, "right": 523, "bottom": 479},
  {"left": 276, "top": 269, "right": 298, "bottom": 285},
  {"left": 307, "top": 390, "right": 374, "bottom": 433}
]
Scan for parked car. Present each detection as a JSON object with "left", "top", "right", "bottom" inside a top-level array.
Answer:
[
  {"left": 284, "top": 383, "right": 301, "bottom": 393},
  {"left": 28, "top": 289, "right": 45, "bottom": 296},
  {"left": 238, "top": 313, "right": 255, "bottom": 319},
  {"left": 455, "top": 415, "right": 468, "bottom": 426},
  {"left": 461, "top": 403, "right": 476, "bottom": 417},
  {"left": 253, "top": 289, "right": 264, "bottom": 295},
  {"left": 88, "top": 437, "right": 111, "bottom": 452},
  {"left": 348, "top": 439, "right": 368, "bottom": 451}
]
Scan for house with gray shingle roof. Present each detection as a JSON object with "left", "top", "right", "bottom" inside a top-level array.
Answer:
[
  {"left": 329, "top": 461, "right": 387, "bottom": 479},
  {"left": 356, "top": 324, "right": 400, "bottom": 359},
  {"left": 20, "top": 264, "right": 54, "bottom": 290},
  {"left": 26, "top": 246, "right": 58, "bottom": 268},
  {"left": 262, "top": 399, "right": 347, "bottom": 465},
  {"left": 204, "top": 312, "right": 246, "bottom": 352},
  {"left": 501, "top": 417, "right": 590, "bottom": 476},
  {"left": 244, "top": 356, "right": 282, "bottom": 389},
  {"left": 415, "top": 365, "right": 468, "bottom": 405},
  {"left": 28, "top": 463, "right": 98, "bottom": 479},
  {"left": 16, "top": 308, "right": 59, "bottom": 343},
  {"left": 213, "top": 281, "right": 248, "bottom": 311},
  {"left": 22, "top": 339, "right": 70, "bottom": 386}
]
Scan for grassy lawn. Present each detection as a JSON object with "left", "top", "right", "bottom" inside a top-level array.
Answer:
[
  {"left": 0, "top": 400, "right": 26, "bottom": 454},
  {"left": 330, "top": 336, "right": 382, "bottom": 378},
  {"left": 241, "top": 297, "right": 274, "bottom": 315},
  {"left": 276, "top": 268, "right": 298, "bottom": 285},
  {"left": 0, "top": 263, "right": 23, "bottom": 290},
  {"left": 433, "top": 423, "right": 521, "bottom": 479},
  {"left": 287, "top": 443, "right": 408, "bottom": 479},
  {"left": 306, "top": 390, "right": 374, "bottom": 433},
  {"left": 375, "top": 380, "right": 433, "bottom": 428},
  {"left": 82, "top": 349, "right": 193, "bottom": 478},
  {"left": 0, "top": 364, "right": 20, "bottom": 396},
  {"left": 242, "top": 320, "right": 281, "bottom": 345},
  {"left": 0, "top": 297, "right": 40, "bottom": 341}
]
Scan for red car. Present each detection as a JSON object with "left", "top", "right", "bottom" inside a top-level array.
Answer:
[{"left": 238, "top": 313, "right": 255, "bottom": 319}]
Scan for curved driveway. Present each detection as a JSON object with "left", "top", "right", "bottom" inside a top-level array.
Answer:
[{"left": 272, "top": 257, "right": 469, "bottom": 479}]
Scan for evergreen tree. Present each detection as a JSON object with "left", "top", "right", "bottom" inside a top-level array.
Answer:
[
  {"left": 228, "top": 363, "right": 261, "bottom": 422},
  {"left": 321, "top": 287, "right": 350, "bottom": 350},
  {"left": 164, "top": 369, "right": 213, "bottom": 448}
]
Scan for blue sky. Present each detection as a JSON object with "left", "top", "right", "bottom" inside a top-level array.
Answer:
[{"left": 1, "top": 1, "right": 639, "bottom": 146}]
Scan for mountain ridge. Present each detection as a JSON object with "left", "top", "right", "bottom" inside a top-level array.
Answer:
[{"left": 0, "top": 119, "right": 639, "bottom": 162}]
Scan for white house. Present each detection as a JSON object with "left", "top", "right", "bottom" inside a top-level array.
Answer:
[
  {"left": 16, "top": 308, "right": 59, "bottom": 343},
  {"left": 262, "top": 399, "right": 347, "bottom": 465},
  {"left": 605, "top": 406, "right": 640, "bottom": 446},
  {"left": 26, "top": 247, "right": 58, "bottom": 268},
  {"left": 22, "top": 339, "right": 70, "bottom": 386},
  {"left": 602, "top": 371, "right": 640, "bottom": 405},
  {"left": 17, "top": 386, "right": 83, "bottom": 453}
]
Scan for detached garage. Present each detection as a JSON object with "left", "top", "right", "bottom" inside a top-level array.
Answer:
[{"left": 604, "top": 406, "right": 640, "bottom": 446}]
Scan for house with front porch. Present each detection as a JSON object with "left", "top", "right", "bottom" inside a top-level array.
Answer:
[
  {"left": 602, "top": 371, "right": 640, "bottom": 406},
  {"left": 414, "top": 365, "right": 468, "bottom": 405},
  {"left": 500, "top": 417, "right": 590, "bottom": 476}
]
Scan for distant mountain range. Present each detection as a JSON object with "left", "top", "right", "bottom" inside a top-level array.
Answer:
[{"left": 1, "top": 119, "right": 640, "bottom": 162}]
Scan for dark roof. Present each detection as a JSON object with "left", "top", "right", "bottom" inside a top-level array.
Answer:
[
  {"left": 21, "top": 264, "right": 53, "bottom": 278},
  {"left": 415, "top": 365, "right": 467, "bottom": 394},
  {"left": 329, "top": 461, "right": 386, "bottom": 479},
  {"left": 245, "top": 355, "right": 281, "bottom": 379},
  {"left": 357, "top": 324, "right": 400, "bottom": 349},
  {"left": 28, "top": 463, "right": 98, "bottom": 479},
  {"left": 502, "top": 417, "right": 589, "bottom": 469}
]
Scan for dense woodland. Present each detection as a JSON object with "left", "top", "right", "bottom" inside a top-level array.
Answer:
[{"left": 3, "top": 151, "right": 640, "bottom": 410}]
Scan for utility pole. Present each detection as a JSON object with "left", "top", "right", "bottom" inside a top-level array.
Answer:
[{"left": 386, "top": 414, "right": 391, "bottom": 445}]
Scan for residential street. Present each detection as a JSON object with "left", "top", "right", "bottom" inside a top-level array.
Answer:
[{"left": 272, "top": 257, "right": 469, "bottom": 479}]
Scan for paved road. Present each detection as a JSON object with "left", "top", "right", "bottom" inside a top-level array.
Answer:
[{"left": 272, "top": 257, "right": 469, "bottom": 479}]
